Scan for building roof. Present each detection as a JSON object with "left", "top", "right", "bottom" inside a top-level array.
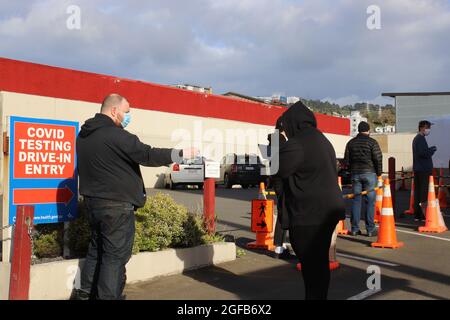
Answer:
[
  {"left": 223, "top": 92, "right": 267, "bottom": 104},
  {"left": 0, "top": 57, "right": 350, "bottom": 135},
  {"left": 382, "top": 92, "right": 450, "bottom": 97}
]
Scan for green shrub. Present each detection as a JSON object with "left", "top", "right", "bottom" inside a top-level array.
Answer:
[
  {"left": 33, "top": 230, "right": 63, "bottom": 259},
  {"left": 33, "top": 193, "right": 224, "bottom": 259}
]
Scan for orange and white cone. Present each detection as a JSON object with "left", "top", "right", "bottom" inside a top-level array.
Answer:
[
  {"left": 404, "top": 175, "right": 415, "bottom": 215},
  {"left": 371, "top": 179, "right": 404, "bottom": 249},
  {"left": 419, "top": 176, "right": 448, "bottom": 233},
  {"left": 436, "top": 199, "right": 448, "bottom": 231},
  {"left": 374, "top": 176, "right": 383, "bottom": 223},
  {"left": 337, "top": 176, "right": 349, "bottom": 235},
  {"left": 437, "top": 169, "right": 448, "bottom": 209}
]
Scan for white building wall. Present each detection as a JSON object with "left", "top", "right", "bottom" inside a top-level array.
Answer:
[{"left": 0, "top": 91, "right": 351, "bottom": 189}]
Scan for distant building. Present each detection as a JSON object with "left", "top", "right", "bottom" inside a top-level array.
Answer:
[
  {"left": 287, "top": 96, "right": 300, "bottom": 104},
  {"left": 347, "top": 111, "right": 368, "bottom": 136},
  {"left": 382, "top": 92, "right": 450, "bottom": 133},
  {"left": 175, "top": 84, "right": 212, "bottom": 94}
]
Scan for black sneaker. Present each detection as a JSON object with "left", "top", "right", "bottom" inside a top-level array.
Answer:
[
  {"left": 349, "top": 230, "right": 362, "bottom": 236},
  {"left": 70, "top": 289, "right": 90, "bottom": 300}
]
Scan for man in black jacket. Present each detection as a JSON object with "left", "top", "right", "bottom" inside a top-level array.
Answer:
[
  {"left": 344, "top": 122, "right": 382, "bottom": 237},
  {"left": 76, "top": 94, "right": 196, "bottom": 300},
  {"left": 412, "top": 120, "right": 437, "bottom": 221}
]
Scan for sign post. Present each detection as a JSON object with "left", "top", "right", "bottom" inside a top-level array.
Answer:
[{"left": 203, "top": 161, "right": 219, "bottom": 234}]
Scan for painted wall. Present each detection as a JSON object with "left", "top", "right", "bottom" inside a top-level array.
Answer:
[{"left": 0, "top": 91, "right": 351, "bottom": 189}]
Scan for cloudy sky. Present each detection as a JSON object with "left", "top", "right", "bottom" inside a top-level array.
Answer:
[{"left": 1, "top": 0, "right": 449, "bottom": 106}]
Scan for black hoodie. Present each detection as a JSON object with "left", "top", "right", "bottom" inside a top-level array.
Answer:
[
  {"left": 76, "top": 113, "right": 179, "bottom": 208},
  {"left": 277, "top": 102, "right": 345, "bottom": 227}
]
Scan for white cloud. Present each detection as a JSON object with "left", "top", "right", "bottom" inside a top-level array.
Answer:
[{"left": 0, "top": 0, "right": 449, "bottom": 101}]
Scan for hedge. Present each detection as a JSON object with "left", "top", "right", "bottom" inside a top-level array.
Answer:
[{"left": 32, "top": 193, "right": 223, "bottom": 259}]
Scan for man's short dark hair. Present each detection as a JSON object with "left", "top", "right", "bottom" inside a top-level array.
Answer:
[
  {"left": 418, "top": 120, "right": 433, "bottom": 129},
  {"left": 101, "top": 94, "right": 126, "bottom": 112},
  {"left": 358, "top": 121, "right": 370, "bottom": 133}
]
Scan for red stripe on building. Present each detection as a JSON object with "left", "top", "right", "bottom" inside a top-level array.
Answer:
[{"left": 0, "top": 57, "right": 349, "bottom": 135}]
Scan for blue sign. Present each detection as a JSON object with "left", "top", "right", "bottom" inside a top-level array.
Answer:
[{"left": 9, "top": 116, "right": 79, "bottom": 224}]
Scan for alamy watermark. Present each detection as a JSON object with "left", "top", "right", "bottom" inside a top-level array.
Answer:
[
  {"left": 66, "top": 5, "right": 81, "bottom": 30},
  {"left": 367, "top": 5, "right": 381, "bottom": 30}
]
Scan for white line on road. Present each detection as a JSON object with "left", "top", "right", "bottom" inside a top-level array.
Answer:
[
  {"left": 347, "top": 289, "right": 382, "bottom": 300},
  {"left": 336, "top": 253, "right": 400, "bottom": 267},
  {"left": 395, "top": 229, "right": 450, "bottom": 242}
]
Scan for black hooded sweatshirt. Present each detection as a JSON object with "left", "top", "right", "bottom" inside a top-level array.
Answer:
[
  {"left": 277, "top": 102, "right": 346, "bottom": 228},
  {"left": 76, "top": 113, "right": 179, "bottom": 208}
]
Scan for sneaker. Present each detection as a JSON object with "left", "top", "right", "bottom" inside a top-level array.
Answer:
[
  {"left": 367, "top": 230, "right": 378, "bottom": 237},
  {"left": 349, "top": 230, "right": 362, "bottom": 236},
  {"left": 71, "top": 289, "right": 90, "bottom": 300}
]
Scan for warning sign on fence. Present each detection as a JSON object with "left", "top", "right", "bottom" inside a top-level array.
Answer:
[{"left": 9, "top": 116, "right": 79, "bottom": 225}]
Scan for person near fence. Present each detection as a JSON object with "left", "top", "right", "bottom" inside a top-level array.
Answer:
[
  {"left": 344, "top": 121, "right": 382, "bottom": 237},
  {"left": 75, "top": 94, "right": 196, "bottom": 300},
  {"left": 412, "top": 120, "right": 437, "bottom": 221},
  {"left": 277, "top": 101, "right": 345, "bottom": 300}
]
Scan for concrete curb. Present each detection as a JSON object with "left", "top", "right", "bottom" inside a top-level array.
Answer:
[{"left": 1, "top": 242, "right": 236, "bottom": 300}]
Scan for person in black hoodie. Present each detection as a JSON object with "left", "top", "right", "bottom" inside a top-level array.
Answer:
[
  {"left": 269, "top": 118, "right": 291, "bottom": 259},
  {"left": 277, "top": 101, "right": 345, "bottom": 300},
  {"left": 75, "top": 94, "right": 196, "bottom": 300}
]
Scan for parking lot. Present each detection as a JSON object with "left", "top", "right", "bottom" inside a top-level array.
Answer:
[{"left": 123, "top": 186, "right": 450, "bottom": 300}]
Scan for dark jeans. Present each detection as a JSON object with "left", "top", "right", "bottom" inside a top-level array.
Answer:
[
  {"left": 414, "top": 172, "right": 430, "bottom": 219},
  {"left": 289, "top": 223, "right": 336, "bottom": 300},
  {"left": 274, "top": 201, "right": 287, "bottom": 247},
  {"left": 80, "top": 197, "right": 135, "bottom": 300},
  {"left": 351, "top": 172, "right": 377, "bottom": 233}
]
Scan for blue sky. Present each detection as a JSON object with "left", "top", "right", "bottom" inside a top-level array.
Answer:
[{"left": 1, "top": 0, "right": 449, "bottom": 106}]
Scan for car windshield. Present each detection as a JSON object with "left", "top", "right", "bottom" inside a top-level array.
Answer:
[{"left": 184, "top": 157, "right": 204, "bottom": 165}]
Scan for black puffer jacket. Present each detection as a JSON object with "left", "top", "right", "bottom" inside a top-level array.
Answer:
[
  {"left": 344, "top": 134, "right": 383, "bottom": 176},
  {"left": 277, "top": 102, "right": 346, "bottom": 228}
]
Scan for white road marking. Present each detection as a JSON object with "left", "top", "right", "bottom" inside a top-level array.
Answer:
[
  {"left": 395, "top": 229, "right": 450, "bottom": 242},
  {"left": 336, "top": 253, "right": 399, "bottom": 267},
  {"left": 347, "top": 289, "right": 382, "bottom": 300}
]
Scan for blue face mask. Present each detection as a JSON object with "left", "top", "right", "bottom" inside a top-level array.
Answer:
[{"left": 121, "top": 112, "right": 131, "bottom": 128}]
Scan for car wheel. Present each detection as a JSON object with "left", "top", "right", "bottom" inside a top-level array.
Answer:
[
  {"left": 169, "top": 177, "right": 177, "bottom": 190},
  {"left": 224, "top": 174, "right": 232, "bottom": 189},
  {"left": 197, "top": 183, "right": 204, "bottom": 190},
  {"left": 241, "top": 184, "right": 249, "bottom": 189}
]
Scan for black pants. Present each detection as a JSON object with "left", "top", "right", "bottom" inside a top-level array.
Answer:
[
  {"left": 274, "top": 202, "right": 287, "bottom": 246},
  {"left": 80, "top": 197, "right": 135, "bottom": 300},
  {"left": 414, "top": 172, "right": 430, "bottom": 219},
  {"left": 289, "top": 223, "right": 336, "bottom": 300}
]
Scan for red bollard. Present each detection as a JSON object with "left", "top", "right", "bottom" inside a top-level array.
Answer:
[
  {"left": 9, "top": 205, "right": 34, "bottom": 300},
  {"left": 203, "top": 178, "right": 216, "bottom": 234},
  {"left": 388, "top": 157, "right": 396, "bottom": 214}
]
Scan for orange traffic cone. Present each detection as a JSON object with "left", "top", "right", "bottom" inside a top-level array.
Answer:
[
  {"left": 419, "top": 176, "right": 448, "bottom": 233},
  {"left": 337, "top": 177, "right": 349, "bottom": 235},
  {"left": 371, "top": 179, "right": 404, "bottom": 249},
  {"left": 258, "top": 182, "right": 267, "bottom": 200},
  {"left": 374, "top": 176, "right": 383, "bottom": 223},
  {"left": 404, "top": 174, "right": 415, "bottom": 215},
  {"left": 438, "top": 169, "right": 448, "bottom": 209},
  {"left": 436, "top": 199, "right": 448, "bottom": 231}
]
